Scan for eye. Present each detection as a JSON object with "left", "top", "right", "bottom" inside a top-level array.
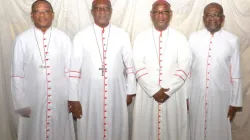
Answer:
[
  {"left": 151, "top": 10, "right": 170, "bottom": 15},
  {"left": 33, "top": 10, "right": 52, "bottom": 15},
  {"left": 94, "top": 7, "right": 111, "bottom": 11},
  {"left": 204, "top": 13, "right": 223, "bottom": 19}
]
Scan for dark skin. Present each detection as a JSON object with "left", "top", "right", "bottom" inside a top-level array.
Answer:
[
  {"left": 17, "top": 0, "right": 53, "bottom": 118},
  {"left": 127, "top": 94, "right": 136, "bottom": 106},
  {"left": 203, "top": 3, "right": 224, "bottom": 35},
  {"left": 31, "top": 0, "right": 54, "bottom": 33},
  {"left": 153, "top": 88, "right": 170, "bottom": 103},
  {"left": 69, "top": 0, "right": 135, "bottom": 118},
  {"left": 204, "top": 3, "right": 238, "bottom": 122},
  {"left": 91, "top": 0, "right": 112, "bottom": 28},
  {"left": 149, "top": 1, "right": 172, "bottom": 103},
  {"left": 150, "top": 0, "right": 172, "bottom": 31},
  {"left": 68, "top": 101, "right": 82, "bottom": 119}
]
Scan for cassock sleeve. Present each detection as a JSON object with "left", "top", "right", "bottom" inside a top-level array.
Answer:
[
  {"left": 166, "top": 36, "right": 192, "bottom": 97},
  {"left": 64, "top": 35, "right": 72, "bottom": 77},
  {"left": 68, "top": 34, "right": 83, "bottom": 101},
  {"left": 229, "top": 38, "right": 242, "bottom": 107},
  {"left": 181, "top": 73, "right": 191, "bottom": 100},
  {"left": 122, "top": 32, "right": 136, "bottom": 95},
  {"left": 11, "top": 37, "right": 28, "bottom": 110},
  {"left": 133, "top": 35, "right": 161, "bottom": 97}
]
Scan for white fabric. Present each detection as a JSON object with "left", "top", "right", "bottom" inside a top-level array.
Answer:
[
  {"left": 188, "top": 29, "right": 242, "bottom": 140},
  {"left": 69, "top": 23, "right": 136, "bottom": 140},
  {"left": 0, "top": 1, "right": 250, "bottom": 140},
  {"left": 132, "top": 27, "right": 192, "bottom": 140},
  {"left": 11, "top": 27, "right": 75, "bottom": 140}
]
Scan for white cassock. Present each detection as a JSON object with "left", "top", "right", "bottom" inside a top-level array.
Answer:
[
  {"left": 68, "top": 23, "right": 136, "bottom": 140},
  {"left": 188, "top": 29, "right": 242, "bottom": 140},
  {"left": 132, "top": 27, "right": 192, "bottom": 140},
  {"left": 11, "top": 27, "right": 75, "bottom": 140}
]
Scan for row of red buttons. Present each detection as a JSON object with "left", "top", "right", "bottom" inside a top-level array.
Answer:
[{"left": 204, "top": 36, "right": 214, "bottom": 140}]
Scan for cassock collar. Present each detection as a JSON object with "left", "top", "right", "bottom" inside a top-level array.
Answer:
[
  {"left": 93, "top": 23, "right": 111, "bottom": 33},
  {"left": 33, "top": 26, "right": 53, "bottom": 36},
  {"left": 205, "top": 28, "right": 223, "bottom": 37},
  {"left": 152, "top": 26, "right": 169, "bottom": 37}
]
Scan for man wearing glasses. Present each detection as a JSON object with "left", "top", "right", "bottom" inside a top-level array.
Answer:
[
  {"left": 188, "top": 2, "right": 242, "bottom": 140},
  {"left": 11, "top": 0, "right": 75, "bottom": 140},
  {"left": 132, "top": 0, "right": 191, "bottom": 140},
  {"left": 68, "top": 0, "right": 136, "bottom": 140}
]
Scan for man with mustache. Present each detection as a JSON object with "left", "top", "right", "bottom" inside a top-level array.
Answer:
[
  {"left": 68, "top": 0, "right": 136, "bottom": 140},
  {"left": 188, "top": 2, "right": 242, "bottom": 140},
  {"left": 132, "top": 0, "right": 191, "bottom": 140},
  {"left": 11, "top": 0, "right": 75, "bottom": 140}
]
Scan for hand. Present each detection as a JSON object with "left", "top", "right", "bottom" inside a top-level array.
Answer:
[
  {"left": 68, "top": 101, "right": 82, "bottom": 119},
  {"left": 227, "top": 105, "right": 238, "bottom": 122},
  {"left": 127, "top": 94, "right": 135, "bottom": 106},
  {"left": 16, "top": 107, "right": 31, "bottom": 118},
  {"left": 68, "top": 101, "right": 72, "bottom": 113},
  {"left": 153, "top": 88, "right": 170, "bottom": 103}
]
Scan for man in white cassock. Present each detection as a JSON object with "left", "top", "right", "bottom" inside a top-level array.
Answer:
[
  {"left": 11, "top": 1, "right": 75, "bottom": 140},
  {"left": 132, "top": 1, "right": 191, "bottom": 140},
  {"left": 68, "top": 0, "right": 136, "bottom": 140},
  {"left": 188, "top": 3, "right": 242, "bottom": 140}
]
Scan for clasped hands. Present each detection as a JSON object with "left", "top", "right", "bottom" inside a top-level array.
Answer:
[{"left": 153, "top": 88, "right": 170, "bottom": 103}]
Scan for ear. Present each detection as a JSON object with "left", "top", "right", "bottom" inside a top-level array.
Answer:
[
  {"left": 203, "top": 15, "right": 206, "bottom": 24},
  {"left": 221, "top": 15, "right": 225, "bottom": 22},
  {"left": 150, "top": 11, "right": 153, "bottom": 17},
  {"left": 30, "top": 12, "right": 34, "bottom": 21},
  {"left": 91, "top": 9, "right": 94, "bottom": 16},
  {"left": 110, "top": 9, "right": 112, "bottom": 15},
  {"left": 52, "top": 12, "right": 54, "bottom": 20},
  {"left": 169, "top": 11, "right": 173, "bottom": 19}
]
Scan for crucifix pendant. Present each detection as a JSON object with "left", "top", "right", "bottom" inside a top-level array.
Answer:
[{"left": 99, "top": 65, "right": 107, "bottom": 76}]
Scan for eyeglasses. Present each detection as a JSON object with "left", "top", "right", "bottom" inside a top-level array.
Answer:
[
  {"left": 204, "top": 13, "right": 224, "bottom": 19},
  {"left": 151, "top": 10, "right": 170, "bottom": 15},
  {"left": 93, "top": 6, "right": 111, "bottom": 12},
  {"left": 32, "top": 10, "right": 53, "bottom": 15}
]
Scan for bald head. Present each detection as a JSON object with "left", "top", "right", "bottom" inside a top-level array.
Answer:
[
  {"left": 92, "top": 0, "right": 112, "bottom": 9},
  {"left": 152, "top": 0, "right": 170, "bottom": 10},
  {"left": 204, "top": 2, "right": 223, "bottom": 15},
  {"left": 32, "top": 0, "right": 53, "bottom": 12}
]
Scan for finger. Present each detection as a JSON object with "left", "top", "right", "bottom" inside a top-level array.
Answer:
[
  {"left": 163, "top": 88, "right": 170, "bottom": 92},
  {"left": 68, "top": 105, "right": 72, "bottom": 111},
  {"left": 155, "top": 97, "right": 162, "bottom": 102},
  {"left": 228, "top": 115, "right": 233, "bottom": 122},
  {"left": 76, "top": 112, "right": 82, "bottom": 119},
  {"left": 158, "top": 98, "right": 165, "bottom": 103},
  {"left": 73, "top": 112, "right": 80, "bottom": 119},
  {"left": 227, "top": 110, "right": 233, "bottom": 121},
  {"left": 21, "top": 113, "right": 30, "bottom": 118},
  {"left": 227, "top": 110, "right": 231, "bottom": 118},
  {"left": 28, "top": 108, "right": 31, "bottom": 115}
]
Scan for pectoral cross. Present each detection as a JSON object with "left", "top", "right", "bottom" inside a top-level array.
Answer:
[{"left": 99, "top": 65, "right": 107, "bottom": 76}]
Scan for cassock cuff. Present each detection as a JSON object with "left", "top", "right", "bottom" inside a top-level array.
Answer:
[{"left": 68, "top": 95, "right": 79, "bottom": 101}]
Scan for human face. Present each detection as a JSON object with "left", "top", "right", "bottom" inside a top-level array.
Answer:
[
  {"left": 91, "top": 2, "right": 112, "bottom": 28},
  {"left": 150, "top": 3, "right": 172, "bottom": 31},
  {"left": 31, "top": 1, "right": 54, "bottom": 32},
  {"left": 203, "top": 5, "right": 224, "bottom": 34}
]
